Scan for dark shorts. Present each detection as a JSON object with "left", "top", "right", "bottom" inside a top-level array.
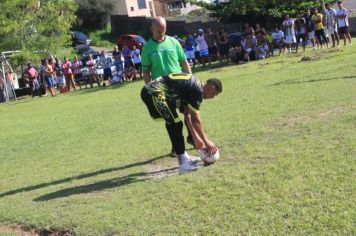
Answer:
[
  {"left": 338, "top": 26, "right": 349, "bottom": 34},
  {"left": 74, "top": 74, "right": 82, "bottom": 80},
  {"left": 296, "top": 34, "right": 307, "bottom": 43},
  {"left": 140, "top": 87, "right": 180, "bottom": 124},
  {"left": 315, "top": 29, "right": 326, "bottom": 38},
  {"left": 124, "top": 62, "right": 133, "bottom": 68},
  {"left": 104, "top": 68, "right": 112, "bottom": 78},
  {"left": 208, "top": 46, "right": 218, "bottom": 56},
  {"left": 44, "top": 76, "right": 54, "bottom": 88},
  {"left": 134, "top": 63, "right": 141, "bottom": 71},
  {"left": 218, "top": 43, "right": 229, "bottom": 55}
]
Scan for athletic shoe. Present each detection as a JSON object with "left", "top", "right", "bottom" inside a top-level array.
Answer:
[
  {"left": 188, "top": 155, "right": 201, "bottom": 164},
  {"left": 178, "top": 153, "right": 197, "bottom": 173}
]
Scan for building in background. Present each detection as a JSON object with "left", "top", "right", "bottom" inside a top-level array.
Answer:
[{"left": 117, "top": 0, "right": 156, "bottom": 17}]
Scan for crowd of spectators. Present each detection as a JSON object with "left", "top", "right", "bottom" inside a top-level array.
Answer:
[
  {"left": 21, "top": 44, "right": 143, "bottom": 98},
  {"left": 176, "top": 0, "right": 352, "bottom": 67},
  {"left": 5, "top": 1, "right": 353, "bottom": 99}
]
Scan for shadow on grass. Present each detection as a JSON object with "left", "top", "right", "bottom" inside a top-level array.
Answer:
[
  {"left": 33, "top": 167, "right": 178, "bottom": 201},
  {"left": 269, "top": 76, "right": 355, "bottom": 86},
  {"left": 0, "top": 154, "right": 171, "bottom": 198}
]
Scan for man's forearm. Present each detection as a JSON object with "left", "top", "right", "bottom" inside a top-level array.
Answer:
[
  {"left": 180, "top": 60, "right": 192, "bottom": 74},
  {"left": 143, "top": 70, "right": 151, "bottom": 84}
]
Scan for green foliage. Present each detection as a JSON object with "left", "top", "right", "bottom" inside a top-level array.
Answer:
[
  {"left": 75, "top": 0, "right": 118, "bottom": 29},
  {"left": 0, "top": 45, "right": 355, "bottom": 235},
  {"left": 190, "top": 0, "right": 335, "bottom": 21},
  {"left": 0, "top": 0, "right": 77, "bottom": 64}
]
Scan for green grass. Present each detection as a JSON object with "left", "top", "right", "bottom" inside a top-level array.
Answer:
[{"left": 0, "top": 45, "right": 355, "bottom": 235}]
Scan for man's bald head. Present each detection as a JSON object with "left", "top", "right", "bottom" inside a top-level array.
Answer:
[{"left": 151, "top": 16, "right": 167, "bottom": 42}]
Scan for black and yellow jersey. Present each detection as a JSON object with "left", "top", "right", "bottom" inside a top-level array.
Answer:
[{"left": 152, "top": 73, "right": 203, "bottom": 113}]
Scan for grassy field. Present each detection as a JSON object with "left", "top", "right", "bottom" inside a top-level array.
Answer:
[{"left": 0, "top": 45, "right": 355, "bottom": 235}]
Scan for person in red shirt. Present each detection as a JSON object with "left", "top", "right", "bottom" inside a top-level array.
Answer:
[{"left": 24, "top": 62, "right": 41, "bottom": 98}]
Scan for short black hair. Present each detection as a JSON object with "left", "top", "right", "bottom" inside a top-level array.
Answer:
[{"left": 207, "top": 78, "right": 222, "bottom": 93}]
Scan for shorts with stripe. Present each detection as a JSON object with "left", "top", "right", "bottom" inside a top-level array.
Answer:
[{"left": 140, "top": 86, "right": 180, "bottom": 124}]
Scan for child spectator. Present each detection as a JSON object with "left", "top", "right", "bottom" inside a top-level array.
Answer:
[{"left": 124, "top": 64, "right": 136, "bottom": 82}]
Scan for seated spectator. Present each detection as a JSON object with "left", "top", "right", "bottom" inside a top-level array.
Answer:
[
  {"left": 271, "top": 26, "right": 286, "bottom": 56},
  {"left": 255, "top": 23, "right": 267, "bottom": 37},
  {"left": 256, "top": 37, "right": 270, "bottom": 59},
  {"left": 24, "top": 63, "right": 41, "bottom": 98},
  {"left": 244, "top": 22, "right": 255, "bottom": 36},
  {"left": 242, "top": 34, "right": 257, "bottom": 62},
  {"left": 111, "top": 70, "right": 123, "bottom": 84},
  {"left": 229, "top": 42, "right": 246, "bottom": 64},
  {"left": 124, "top": 64, "right": 136, "bottom": 82}
]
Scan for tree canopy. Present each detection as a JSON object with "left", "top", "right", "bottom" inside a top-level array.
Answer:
[
  {"left": 191, "top": 0, "right": 335, "bottom": 22},
  {"left": 75, "top": 0, "right": 118, "bottom": 29},
  {"left": 0, "top": 0, "right": 77, "bottom": 63}
]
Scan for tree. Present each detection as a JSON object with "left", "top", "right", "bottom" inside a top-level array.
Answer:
[
  {"left": 75, "top": 0, "right": 118, "bottom": 29},
  {"left": 190, "top": 0, "right": 334, "bottom": 22},
  {"left": 0, "top": 0, "right": 77, "bottom": 63}
]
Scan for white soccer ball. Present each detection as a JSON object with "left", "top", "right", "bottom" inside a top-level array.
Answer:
[{"left": 199, "top": 148, "right": 220, "bottom": 164}]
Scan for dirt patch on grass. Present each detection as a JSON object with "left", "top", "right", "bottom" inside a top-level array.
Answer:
[
  {"left": 0, "top": 223, "right": 72, "bottom": 236},
  {"left": 299, "top": 54, "right": 323, "bottom": 62},
  {"left": 146, "top": 165, "right": 179, "bottom": 179}
]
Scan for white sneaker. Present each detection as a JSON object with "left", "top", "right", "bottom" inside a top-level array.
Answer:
[
  {"left": 188, "top": 155, "right": 201, "bottom": 164},
  {"left": 178, "top": 153, "right": 197, "bottom": 173}
]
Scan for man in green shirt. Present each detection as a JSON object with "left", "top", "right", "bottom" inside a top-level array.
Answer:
[{"left": 141, "top": 17, "right": 214, "bottom": 172}]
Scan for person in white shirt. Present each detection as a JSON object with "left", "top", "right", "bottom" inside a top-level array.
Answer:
[
  {"left": 131, "top": 45, "right": 142, "bottom": 78},
  {"left": 283, "top": 14, "right": 296, "bottom": 53},
  {"left": 271, "top": 26, "right": 285, "bottom": 56},
  {"left": 336, "top": 0, "right": 352, "bottom": 46},
  {"left": 325, "top": 3, "right": 340, "bottom": 47}
]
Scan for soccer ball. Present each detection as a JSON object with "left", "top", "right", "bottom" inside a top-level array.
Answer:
[{"left": 199, "top": 148, "right": 220, "bottom": 164}]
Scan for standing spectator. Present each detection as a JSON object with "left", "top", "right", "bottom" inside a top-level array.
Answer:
[
  {"left": 174, "top": 35, "right": 185, "bottom": 47},
  {"left": 62, "top": 57, "right": 76, "bottom": 91},
  {"left": 55, "top": 58, "right": 66, "bottom": 93},
  {"left": 24, "top": 63, "right": 41, "bottom": 98},
  {"left": 99, "top": 51, "right": 112, "bottom": 85},
  {"left": 48, "top": 58, "right": 57, "bottom": 92},
  {"left": 305, "top": 9, "right": 318, "bottom": 50},
  {"left": 44, "top": 59, "right": 55, "bottom": 96},
  {"left": 283, "top": 14, "right": 296, "bottom": 53},
  {"left": 206, "top": 28, "right": 218, "bottom": 63},
  {"left": 197, "top": 29, "right": 210, "bottom": 67},
  {"left": 131, "top": 45, "right": 142, "bottom": 78},
  {"left": 294, "top": 13, "right": 308, "bottom": 53},
  {"left": 312, "top": 8, "right": 329, "bottom": 49},
  {"left": 336, "top": 0, "right": 352, "bottom": 46},
  {"left": 72, "top": 55, "right": 85, "bottom": 89},
  {"left": 140, "top": 16, "right": 197, "bottom": 168},
  {"left": 39, "top": 59, "right": 47, "bottom": 96},
  {"left": 184, "top": 33, "right": 196, "bottom": 69},
  {"left": 86, "top": 54, "right": 100, "bottom": 88},
  {"left": 122, "top": 44, "right": 133, "bottom": 69},
  {"left": 271, "top": 26, "right": 285, "bottom": 56},
  {"left": 112, "top": 46, "right": 122, "bottom": 70},
  {"left": 193, "top": 33, "right": 201, "bottom": 65},
  {"left": 217, "top": 29, "right": 229, "bottom": 63},
  {"left": 325, "top": 3, "right": 340, "bottom": 47}
]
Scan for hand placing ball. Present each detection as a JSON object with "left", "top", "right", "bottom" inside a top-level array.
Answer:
[{"left": 199, "top": 148, "right": 220, "bottom": 165}]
